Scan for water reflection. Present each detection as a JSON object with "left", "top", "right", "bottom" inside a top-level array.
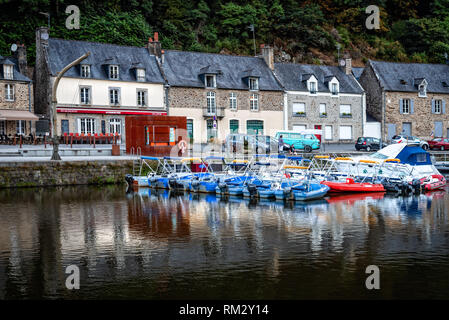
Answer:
[{"left": 0, "top": 186, "right": 448, "bottom": 299}]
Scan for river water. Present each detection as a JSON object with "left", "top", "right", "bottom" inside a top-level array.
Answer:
[{"left": 0, "top": 185, "right": 448, "bottom": 299}]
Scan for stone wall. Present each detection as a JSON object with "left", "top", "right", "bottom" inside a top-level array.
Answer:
[
  {"left": 286, "top": 92, "right": 363, "bottom": 142},
  {"left": 169, "top": 87, "right": 283, "bottom": 111},
  {"left": 359, "top": 63, "right": 383, "bottom": 122},
  {"left": 0, "top": 160, "right": 133, "bottom": 188},
  {"left": 385, "top": 91, "right": 449, "bottom": 139},
  {"left": 0, "top": 81, "right": 33, "bottom": 110}
]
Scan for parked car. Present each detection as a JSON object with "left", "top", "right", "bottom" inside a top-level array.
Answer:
[
  {"left": 391, "top": 135, "right": 429, "bottom": 150},
  {"left": 274, "top": 131, "right": 320, "bottom": 153},
  {"left": 428, "top": 138, "right": 449, "bottom": 150},
  {"left": 355, "top": 137, "right": 386, "bottom": 151}
]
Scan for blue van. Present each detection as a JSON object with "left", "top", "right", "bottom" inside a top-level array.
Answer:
[{"left": 275, "top": 131, "right": 320, "bottom": 152}]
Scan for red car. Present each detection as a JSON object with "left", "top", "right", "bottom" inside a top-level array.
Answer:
[{"left": 428, "top": 138, "right": 449, "bottom": 150}]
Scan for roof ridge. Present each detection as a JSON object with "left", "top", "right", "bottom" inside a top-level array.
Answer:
[
  {"left": 369, "top": 59, "right": 449, "bottom": 67},
  {"left": 49, "top": 37, "right": 148, "bottom": 51},
  {"left": 165, "top": 49, "right": 264, "bottom": 60}
]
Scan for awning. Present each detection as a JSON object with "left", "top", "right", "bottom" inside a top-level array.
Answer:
[{"left": 0, "top": 110, "right": 39, "bottom": 121}]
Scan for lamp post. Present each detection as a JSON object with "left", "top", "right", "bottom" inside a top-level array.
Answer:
[
  {"left": 39, "top": 12, "right": 50, "bottom": 28},
  {"left": 51, "top": 52, "right": 91, "bottom": 160}
]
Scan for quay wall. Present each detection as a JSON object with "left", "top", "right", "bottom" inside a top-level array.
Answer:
[{"left": 0, "top": 160, "right": 134, "bottom": 188}]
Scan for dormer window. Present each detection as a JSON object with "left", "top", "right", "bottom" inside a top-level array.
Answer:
[
  {"left": 3, "top": 65, "right": 13, "bottom": 80},
  {"left": 81, "top": 65, "right": 90, "bottom": 78},
  {"left": 309, "top": 81, "right": 317, "bottom": 94},
  {"left": 109, "top": 65, "right": 119, "bottom": 80},
  {"left": 205, "top": 75, "right": 216, "bottom": 88},
  {"left": 331, "top": 83, "right": 338, "bottom": 95},
  {"left": 136, "top": 68, "right": 145, "bottom": 82},
  {"left": 418, "top": 84, "right": 427, "bottom": 97},
  {"left": 249, "top": 78, "right": 259, "bottom": 91}
]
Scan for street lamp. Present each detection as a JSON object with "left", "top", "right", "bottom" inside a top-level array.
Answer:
[{"left": 51, "top": 52, "right": 91, "bottom": 160}]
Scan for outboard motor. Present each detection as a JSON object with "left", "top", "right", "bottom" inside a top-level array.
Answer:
[
  {"left": 191, "top": 180, "right": 200, "bottom": 191},
  {"left": 283, "top": 186, "right": 292, "bottom": 200},
  {"left": 125, "top": 174, "right": 135, "bottom": 192},
  {"left": 218, "top": 182, "right": 228, "bottom": 194},
  {"left": 247, "top": 184, "right": 258, "bottom": 198},
  {"left": 411, "top": 179, "right": 421, "bottom": 194}
]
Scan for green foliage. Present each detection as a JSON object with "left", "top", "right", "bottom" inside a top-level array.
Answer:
[{"left": 1, "top": 0, "right": 449, "bottom": 65}]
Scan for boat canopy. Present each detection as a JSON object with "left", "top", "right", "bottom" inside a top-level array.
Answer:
[
  {"left": 396, "top": 146, "right": 432, "bottom": 165},
  {"left": 141, "top": 156, "right": 159, "bottom": 161},
  {"left": 370, "top": 144, "right": 431, "bottom": 165}
]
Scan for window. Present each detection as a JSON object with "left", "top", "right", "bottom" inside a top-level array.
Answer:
[
  {"left": 61, "top": 119, "right": 69, "bottom": 134},
  {"left": 230, "top": 119, "right": 239, "bottom": 133},
  {"left": 418, "top": 84, "right": 426, "bottom": 97},
  {"left": 293, "top": 102, "right": 305, "bottom": 116},
  {"left": 309, "top": 81, "right": 317, "bottom": 94},
  {"left": 145, "top": 126, "right": 150, "bottom": 145},
  {"left": 109, "top": 65, "right": 119, "bottom": 79},
  {"left": 137, "top": 90, "right": 147, "bottom": 107},
  {"left": 0, "top": 120, "right": 5, "bottom": 135},
  {"left": 402, "top": 99, "right": 410, "bottom": 114},
  {"left": 207, "top": 119, "right": 216, "bottom": 141},
  {"left": 206, "top": 91, "right": 216, "bottom": 113},
  {"left": 136, "top": 68, "right": 145, "bottom": 82},
  {"left": 3, "top": 65, "right": 13, "bottom": 80},
  {"left": 81, "top": 65, "right": 90, "bottom": 78},
  {"left": 249, "top": 78, "right": 259, "bottom": 91},
  {"left": 5, "top": 84, "right": 14, "bottom": 101},
  {"left": 80, "top": 118, "right": 96, "bottom": 134},
  {"left": 331, "top": 83, "right": 338, "bottom": 95},
  {"left": 205, "top": 75, "right": 216, "bottom": 88},
  {"left": 250, "top": 93, "right": 259, "bottom": 111},
  {"left": 247, "top": 120, "right": 263, "bottom": 135},
  {"left": 187, "top": 119, "right": 194, "bottom": 142},
  {"left": 109, "top": 88, "right": 120, "bottom": 105},
  {"left": 293, "top": 125, "right": 306, "bottom": 133},
  {"left": 80, "top": 87, "right": 90, "bottom": 104},
  {"left": 109, "top": 118, "right": 121, "bottom": 135},
  {"left": 416, "top": 153, "right": 427, "bottom": 163},
  {"left": 230, "top": 92, "right": 237, "bottom": 110},
  {"left": 325, "top": 125, "right": 333, "bottom": 140},
  {"left": 16, "top": 120, "right": 26, "bottom": 135},
  {"left": 434, "top": 99, "right": 442, "bottom": 114},
  {"left": 319, "top": 103, "right": 326, "bottom": 116},
  {"left": 339, "top": 125, "right": 352, "bottom": 140},
  {"left": 340, "top": 104, "right": 351, "bottom": 117}
]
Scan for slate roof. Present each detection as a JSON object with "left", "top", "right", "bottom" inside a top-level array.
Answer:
[
  {"left": 162, "top": 50, "right": 283, "bottom": 91},
  {"left": 0, "top": 56, "right": 32, "bottom": 82},
  {"left": 369, "top": 60, "right": 449, "bottom": 94},
  {"left": 274, "top": 63, "right": 363, "bottom": 94},
  {"left": 352, "top": 67, "right": 364, "bottom": 80},
  {"left": 47, "top": 38, "right": 164, "bottom": 84}
]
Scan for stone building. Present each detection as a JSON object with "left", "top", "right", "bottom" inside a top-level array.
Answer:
[
  {"left": 154, "top": 40, "right": 284, "bottom": 144},
  {"left": 359, "top": 60, "right": 449, "bottom": 141},
  {"left": 34, "top": 27, "right": 166, "bottom": 141},
  {"left": 0, "top": 45, "right": 37, "bottom": 137},
  {"left": 274, "top": 59, "right": 365, "bottom": 143}
]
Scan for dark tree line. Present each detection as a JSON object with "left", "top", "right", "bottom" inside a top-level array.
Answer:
[{"left": 1, "top": 0, "right": 449, "bottom": 65}]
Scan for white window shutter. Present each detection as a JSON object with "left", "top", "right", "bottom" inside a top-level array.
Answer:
[
  {"left": 399, "top": 99, "right": 403, "bottom": 114},
  {"left": 411, "top": 99, "right": 414, "bottom": 114}
]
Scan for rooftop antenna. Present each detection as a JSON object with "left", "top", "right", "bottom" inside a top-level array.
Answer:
[
  {"left": 39, "top": 12, "right": 50, "bottom": 29},
  {"left": 248, "top": 24, "right": 256, "bottom": 56}
]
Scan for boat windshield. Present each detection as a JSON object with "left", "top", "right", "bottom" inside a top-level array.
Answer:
[{"left": 370, "top": 151, "right": 389, "bottom": 160}]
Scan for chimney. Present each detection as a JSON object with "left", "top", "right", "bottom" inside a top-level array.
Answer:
[
  {"left": 147, "top": 32, "right": 162, "bottom": 59},
  {"left": 14, "top": 44, "right": 27, "bottom": 75},
  {"left": 161, "top": 49, "right": 165, "bottom": 64},
  {"left": 260, "top": 44, "right": 274, "bottom": 70},
  {"left": 345, "top": 58, "right": 352, "bottom": 75}
]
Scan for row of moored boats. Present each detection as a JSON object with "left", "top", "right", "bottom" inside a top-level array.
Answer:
[{"left": 126, "top": 144, "right": 447, "bottom": 201}]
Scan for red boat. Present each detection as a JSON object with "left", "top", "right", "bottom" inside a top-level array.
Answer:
[
  {"left": 419, "top": 174, "right": 446, "bottom": 191},
  {"left": 321, "top": 178, "right": 386, "bottom": 193}
]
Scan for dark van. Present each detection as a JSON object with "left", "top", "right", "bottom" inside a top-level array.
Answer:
[{"left": 355, "top": 137, "right": 385, "bottom": 152}]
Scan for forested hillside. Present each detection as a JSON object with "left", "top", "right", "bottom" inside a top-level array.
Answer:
[{"left": 1, "top": 0, "right": 449, "bottom": 67}]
